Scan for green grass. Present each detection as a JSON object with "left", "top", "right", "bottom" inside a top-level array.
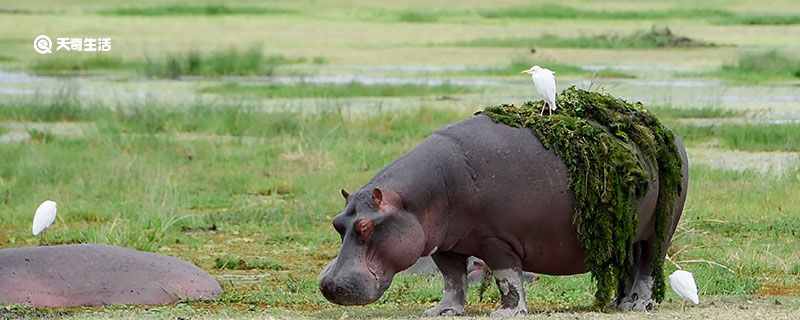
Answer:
[
  {"left": 479, "top": 5, "right": 731, "bottom": 20},
  {"left": 215, "top": 255, "right": 285, "bottom": 270},
  {"left": 0, "top": 88, "right": 86, "bottom": 121},
  {"left": 651, "top": 106, "right": 744, "bottom": 119},
  {"left": 478, "top": 4, "right": 799, "bottom": 25},
  {"left": 29, "top": 46, "right": 316, "bottom": 78},
  {"left": 26, "top": 128, "right": 56, "bottom": 143},
  {"left": 200, "top": 81, "right": 477, "bottom": 98},
  {"left": 449, "top": 27, "right": 717, "bottom": 49},
  {"left": 396, "top": 10, "right": 440, "bottom": 23},
  {"left": 720, "top": 14, "right": 800, "bottom": 25},
  {"left": 31, "top": 55, "right": 128, "bottom": 75},
  {"left": 1, "top": 93, "right": 798, "bottom": 318},
  {"left": 101, "top": 4, "right": 295, "bottom": 16},
  {"left": 143, "top": 46, "right": 284, "bottom": 78},
  {"left": 2, "top": 0, "right": 800, "bottom": 317},
  {"left": 711, "top": 51, "right": 800, "bottom": 83},
  {"left": 673, "top": 123, "right": 800, "bottom": 151}
]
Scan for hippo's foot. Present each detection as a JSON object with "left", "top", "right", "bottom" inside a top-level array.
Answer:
[
  {"left": 614, "top": 273, "right": 655, "bottom": 311},
  {"left": 490, "top": 268, "right": 528, "bottom": 317},
  {"left": 423, "top": 303, "right": 464, "bottom": 317},
  {"left": 617, "top": 296, "right": 655, "bottom": 311},
  {"left": 490, "top": 306, "right": 527, "bottom": 317}
]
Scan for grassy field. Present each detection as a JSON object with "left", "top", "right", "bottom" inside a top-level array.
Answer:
[{"left": 1, "top": 0, "right": 799, "bottom": 319}]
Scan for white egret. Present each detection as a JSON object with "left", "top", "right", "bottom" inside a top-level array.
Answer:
[
  {"left": 32, "top": 200, "right": 57, "bottom": 243},
  {"left": 669, "top": 269, "right": 699, "bottom": 310},
  {"left": 520, "top": 65, "right": 557, "bottom": 116}
]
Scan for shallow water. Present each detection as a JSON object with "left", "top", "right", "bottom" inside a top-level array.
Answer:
[
  {"left": 0, "top": 68, "right": 798, "bottom": 118},
  {"left": 234, "top": 75, "right": 509, "bottom": 87},
  {"left": 0, "top": 70, "right": 53, "bottom": 84}
]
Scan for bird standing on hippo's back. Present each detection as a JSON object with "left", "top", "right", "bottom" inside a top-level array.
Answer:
[{"left": 521, "top": 65, "right": 557, "bottom": 116}]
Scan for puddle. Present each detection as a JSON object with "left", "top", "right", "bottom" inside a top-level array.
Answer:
[
  {"left": 320, "top": 65, "right": 475, "bottom": 72},
  {"left": 226, "top": 75, "right": 508, "bottom": 87},
  {"left": 0, "top": 70, "right": 53, "bottom": 84},
  {"left": 582, "top": 64, "right": 694, "bottom": 73},
  {"left": 688, "top": 147, "right": 798, "bottom": 174},
  {"left": 625, "top": 79, "right": 723, "bottom": 88},
  {"left": 0, "top": 88, "right": 42, "bottom": 95}
]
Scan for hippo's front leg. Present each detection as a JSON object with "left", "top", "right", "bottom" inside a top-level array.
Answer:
[
  {"left": 423, "top": 252, "right": 468, "bottom": 317},
  {"left": 489, "top": 268, "right": 528, "bottom": 316}
]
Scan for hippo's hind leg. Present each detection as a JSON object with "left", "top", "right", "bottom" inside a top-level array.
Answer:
[
  {"left": 478, "top": 239, "right": 528, "bottom": 317},
  {"left": 423, "top": 252, "right": 468, "bottom": 317},
  {"left": 489, "top": 268, "right": 528, "bottom": 317},
  {"left": 614, "top": 241, "right": 655, "bottom": 311}
]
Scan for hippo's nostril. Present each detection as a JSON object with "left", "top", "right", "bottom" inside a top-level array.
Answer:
[{"left": 320, "top": 278, "right": 337, "bottom": 294}]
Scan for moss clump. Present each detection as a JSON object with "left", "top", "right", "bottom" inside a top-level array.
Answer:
[{"left": 479, "top": 86, "right": 683, "bottom": 307}]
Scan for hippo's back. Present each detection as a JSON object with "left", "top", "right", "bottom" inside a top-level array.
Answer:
[{"left": 432, "top": 115, "right": 588, "bottom": 274}]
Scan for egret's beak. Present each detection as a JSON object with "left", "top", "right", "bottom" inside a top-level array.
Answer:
[{"left": 520, "top": 70, "right": 529, "bottom": 74}]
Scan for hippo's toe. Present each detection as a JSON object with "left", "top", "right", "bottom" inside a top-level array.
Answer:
[
  {"left": 616, "top": 296, "right": 655, "bottom": 311},
  {"left": 423, "top": 305, "right": 464, "bottom": 317}
]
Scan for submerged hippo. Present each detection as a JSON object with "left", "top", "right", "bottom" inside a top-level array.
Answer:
[
  {"left": 319, "top": 114, "right": 688, "bottom": 316},
  {"left": 0, "top": 244, "right": 222, "bottom": 307}
]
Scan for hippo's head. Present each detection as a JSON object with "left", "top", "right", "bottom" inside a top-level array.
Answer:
[{"left": 319, "top": 187, "right": 426, "bottom": 305}]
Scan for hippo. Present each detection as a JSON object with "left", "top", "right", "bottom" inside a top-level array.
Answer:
[
  {"left": 319, "top": 114, "right": 688, "bottom": 316},
  {"left": 0, "top": 244, "right": 222, "bottom": 307}
]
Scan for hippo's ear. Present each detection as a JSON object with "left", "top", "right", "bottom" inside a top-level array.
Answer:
[
  {"left": 340, "top": 189, "right": 350, "bottom": 201},
  {"left": 372, "top": 187, "right": 403, "bottom": 211}
]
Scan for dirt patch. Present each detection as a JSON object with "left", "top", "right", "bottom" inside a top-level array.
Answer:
[
  {"left": 278, "top": 149, "right": 334, "bottom": 172},
  {"left": 757, "top": 284, "right": 800, "bottom": 296}
]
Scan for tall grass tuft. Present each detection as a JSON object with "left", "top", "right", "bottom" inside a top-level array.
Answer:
[
  {"left": 713, "top": 51, "right": 800, "bottom": 83},
  {"left": 0, "top": 87, "right": 88, "bottom": 121},
  {"left": 144, "top": 46, "right": 277, "bottom": 78},
  {"left": 29, "top": 46, "right": 316, "bottom": 78}
]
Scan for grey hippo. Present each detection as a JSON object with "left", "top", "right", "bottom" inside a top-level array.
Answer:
[{"left": 318, "top": 114, "right": 688, "bottom": 316}]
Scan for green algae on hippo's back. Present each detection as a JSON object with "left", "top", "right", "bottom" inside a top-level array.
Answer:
[{"left": 479, "top": 86, "right": 684, "bottom": 307}]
